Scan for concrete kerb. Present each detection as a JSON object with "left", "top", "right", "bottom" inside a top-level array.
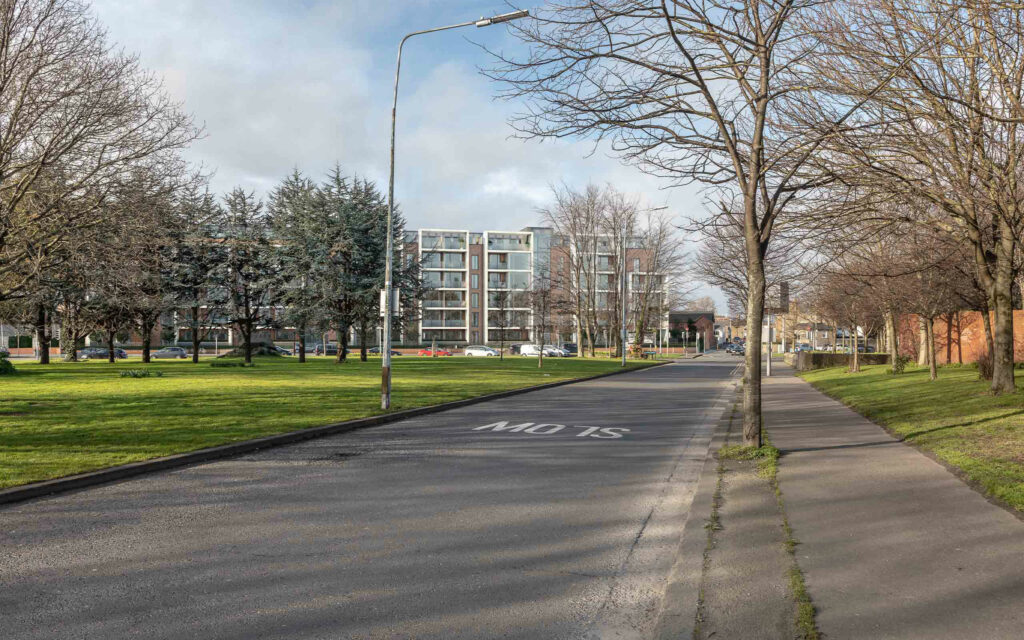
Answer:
[
  {"left": 654, "top": 364, "right": 741, "bottom": 640},
  {"left": 0, "top": 360, "right": 672, "bottom": 508}
]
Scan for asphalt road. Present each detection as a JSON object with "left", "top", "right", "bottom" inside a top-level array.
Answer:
[{"left": 1, "top": 355, "right": 738, "bottom": 640}]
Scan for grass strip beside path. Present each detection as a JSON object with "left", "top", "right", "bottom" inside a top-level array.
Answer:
[
  {"left": 799, "top": 364, "right": 1024, "bottom": 513},
  {"left": 1, "top": 356, "right": 649, "bottom": 488}
]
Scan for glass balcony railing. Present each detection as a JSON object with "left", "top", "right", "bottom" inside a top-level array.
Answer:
[{"left": 487, "top": 235, "right": 530, "bottom": 251}]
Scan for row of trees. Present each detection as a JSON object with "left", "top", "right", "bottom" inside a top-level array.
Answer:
[
  {"left": 538, "top": 184, "right": 688, "bottom": 358},
  {"left": 491, "top": 0, "right": 1024, "bottom": 444},
  {"left": 2, "top": 168, "right": 420, "bottom": 366}
]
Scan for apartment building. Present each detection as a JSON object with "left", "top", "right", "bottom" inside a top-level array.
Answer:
[
  {"left": 404, "top": 229, "right": 538, "bottom": 345},
  {"left": 404, "top": 226, "right": 668, "bottom": 347}
]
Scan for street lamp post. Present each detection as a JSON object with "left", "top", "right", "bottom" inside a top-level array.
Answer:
[
  {"left": 620, "top": 232, "right": 627, "bottom": 367},
  {"left": 381, "top": 9, "right": 529, "bottom": 410}
]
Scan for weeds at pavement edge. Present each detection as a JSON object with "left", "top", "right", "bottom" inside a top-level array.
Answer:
[{"left": 716, "top": 438, "right": 820, "bottom": 639}]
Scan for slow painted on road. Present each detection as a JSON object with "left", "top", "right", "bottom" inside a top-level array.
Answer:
[{"left": 1, "top": 355, "right": 737, "bottom": 640}]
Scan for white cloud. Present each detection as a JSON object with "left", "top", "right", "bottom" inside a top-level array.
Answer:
[{"left": 89, "top": 0, "right": 726, "bottom": 309}]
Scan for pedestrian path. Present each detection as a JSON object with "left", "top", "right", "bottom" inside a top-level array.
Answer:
[{"left": 766, "top": 363, "right": 1024, "bottom": 639}]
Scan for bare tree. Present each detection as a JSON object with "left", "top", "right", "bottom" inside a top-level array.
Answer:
[
  {"left": 803, "top": 0, "right": 1024, "bottom": 393},
  {"left": 629, "top": 209, "right": 686, "bottom": 350},
  {"left": 530, "top": 270, "right": 555, "bottom": 368},
  {"left": 491, "top": 2, "right": 858, "bottom": 444},
  {"left": 691, "top": 296, "right": 717, "bottom": 314},
  {"left": 490, "top": 289, "right": 512, "bottom": 361},
  {"left": 540, "top": 184, "right": 604, "bottom": 357},
  {"left": 0, "top": 0, "right": 198, "bottom": 302}
]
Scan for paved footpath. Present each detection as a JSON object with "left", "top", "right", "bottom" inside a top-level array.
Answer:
[
  {"left": 766, "top": 363, "right": 1024, "bottom": 639},
  {"left": 1, "top": 357, "right": 737, "bottom": 640}
]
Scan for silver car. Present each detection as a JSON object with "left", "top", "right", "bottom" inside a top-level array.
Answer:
[
  {"left": 464, "top": 345, "right": 499, "bottom": 357},
  {"left": 152, "top": 347, "right": 188, "bottom": 359}
]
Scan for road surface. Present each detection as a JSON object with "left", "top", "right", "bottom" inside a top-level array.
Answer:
[{"left": 1, "top": 355, "right": 737, "bottom": 639}]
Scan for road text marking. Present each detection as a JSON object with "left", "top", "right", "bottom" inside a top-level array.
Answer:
[{"left": 473, "top": 421, "right": 630, "bottom": 439}]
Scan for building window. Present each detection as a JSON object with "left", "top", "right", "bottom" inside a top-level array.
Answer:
[
  {"left": 472, "top": 312, "right": 479, "bottom": 327},
  {"left": 471, "top": 293, "right": 479, "bottom": 307},
  {"left": 471, "top": 254, "right": 479, "bottom": 269},
  {"left": 471, "top": 274, "right": 479, "bottom": 288},
  {"left": 632, "top": 258, "right": 640, "bottom": 271}
]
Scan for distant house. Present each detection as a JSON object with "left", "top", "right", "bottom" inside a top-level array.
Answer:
[
  {"left": 793, "top": 322, "right": 833, "bottom": 348},
  {"left": 669, "top": 311, "right": 717, "bottom": 347}
]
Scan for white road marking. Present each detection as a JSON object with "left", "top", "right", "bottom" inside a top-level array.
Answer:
[{"left": 472, "top": 421, "right": 631, "bottom": 439}]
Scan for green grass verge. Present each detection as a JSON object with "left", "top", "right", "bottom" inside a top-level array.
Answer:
[
  {"left": 799, "top": 363, "right": 1024, "bottom": 512},
  {"left": 0, "top": 355, "right": 649, "bottom": 488}
]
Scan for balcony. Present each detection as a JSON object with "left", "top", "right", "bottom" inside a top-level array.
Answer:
[
  {"left": 421, "top": 234, "right": 466, "bottom": 251},
  {"left": 487, "top": 234, "right": 530, "bottom": 251}
]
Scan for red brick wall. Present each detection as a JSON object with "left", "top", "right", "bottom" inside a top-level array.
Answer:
[{"left": 897, "top": 311, "right": 1024, "bottom": 364}]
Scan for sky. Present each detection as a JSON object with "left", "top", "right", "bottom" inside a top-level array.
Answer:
[{"left": 90, "top": 0, "right": 725, "bottom": 311}]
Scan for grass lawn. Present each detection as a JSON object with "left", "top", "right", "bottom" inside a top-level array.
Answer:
[
  {"left": 799, "top": 364, "right": 1024, "bottom": 513},
  {"left": 0, "top": 355, "right": 650, "bottom": 489}
]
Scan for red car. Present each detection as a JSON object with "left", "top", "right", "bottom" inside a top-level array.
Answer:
[{"left": 417, "top": 348, "right": 453, "bottom": 356}]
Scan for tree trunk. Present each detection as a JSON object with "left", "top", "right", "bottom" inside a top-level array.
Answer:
[
  {"left": 945, "top": 313, "right": 952, "bottom": 366},
  {"left": 359, "top": 324, "right": 368, "bottom": 362},
  {"left": 243, "top": 324, "right": 253, "bottom": 365},
  {"left": 337, "top": 323, "right": 348, "bottom": 363},
  {"left": 141, "top": 318, "right": 155, "bottom": 363},
  {"left": 980, "top": 300, "right": 995, "bottom": 377},
  {"left": 191, "top": 306, "right": 201, "bottom": 364},
  {"left": 35, "top": 305, "right": 50, "bottom": 365},
  {"left": 298, "top": 329, "right": 306, "bottom": 364},
  {"left": 917, "top": 317, "right": 928, "bottom": 366},
  {"left": 107, "top": 330, "right": 116, "bottom": 363},
  {"left": 956, "top": 312, "right": 963, "bottom": 364},
  {"left": 990, "top": 246, "right": 1016, "bottom": 394},
  {"left": 885, "top": 310, "right": 898, "bottom": 370},
  {"left": 929, "top": 315, "right": 937, "bottom": 378},
  {"left": 575, "top": 308, "right": 585, "bottom": 359},
  {"left": 850, "top": 327, "right": 860, "bottom": 373},
  {"left": 742, "top": 247, "right": 766, "bottom": 448}
]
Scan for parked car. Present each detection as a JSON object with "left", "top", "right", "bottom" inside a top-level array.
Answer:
[
  {"left": 519, "top": 344, "right": 541, "bottom": 356},
  {"left": 560, "top": 343, "right": 578, "bottom": 356},
  {"left": 367, "top": 346, "right": 402, "bottom": 356},
  {"left": 273, "top": 346, "right": 293, "bottom": 356},
  {"left": 152, "top": 346, "right": 188, "bottom": 359},
  {"left": 417, "top": 347, "right": 453, "bottom": 356},
  {"left": 314, "top": 343, "right": 346, "bottom": 356},
  {"left": 464, "top": 345, "right": 499, "bottom": 357},
  {"left": 519, "top": 344, "right": 562, "bottom": 357},
  {"left": 79, "top": 347, "right": 128, "bottom": 360},
  {"left": 795, "top": 344, "right": 813, "bottom": 353},
  {"left": 543, "top": 344, "right": 567, "bottom": 357},
  {"left": 509, "top": 344, "right": 523, "bottom": 355}
]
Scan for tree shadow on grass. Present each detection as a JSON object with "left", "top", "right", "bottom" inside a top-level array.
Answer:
[{"left": 901, "top": 409, "right": 1024, "bottom": 441}]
